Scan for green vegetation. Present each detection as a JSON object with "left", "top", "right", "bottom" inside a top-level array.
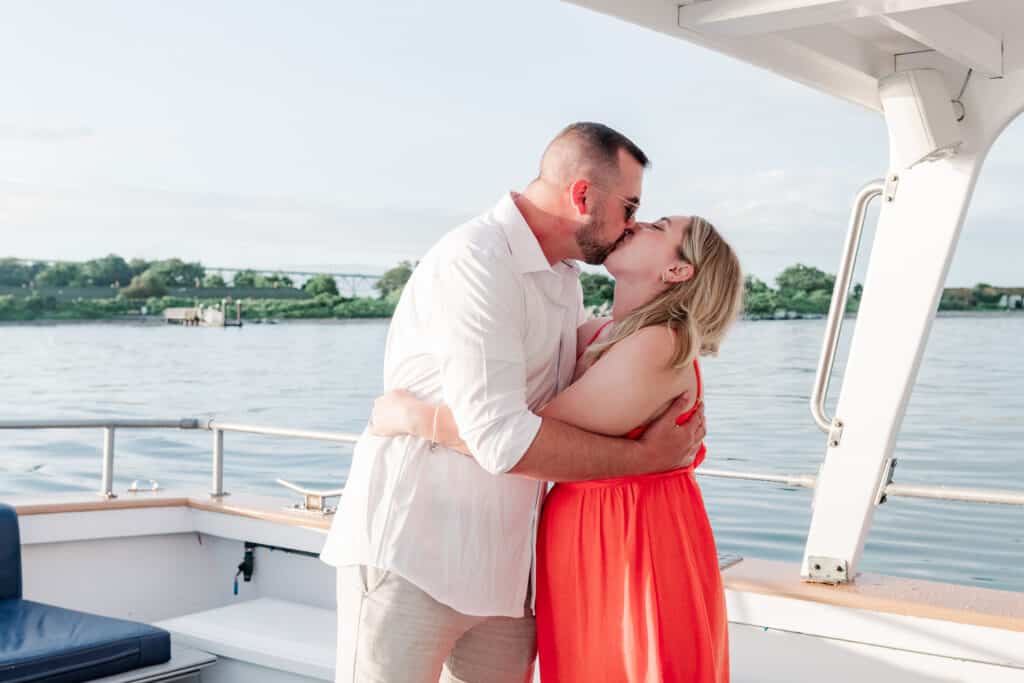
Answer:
[
  {"left": 122, "top": 272, "right": 169, "bottom": 299},
  {"left": 578, "top": 263, "right": 1021, "bottom": 319},
  {"left": 577, "top": 265, "right": 848, "bottom": 318},
  {"left": 0, "top": 294, "right": 135, "bottom": 321},
  {"left": 375, "top": 261, "right": 414, "bottom": 303},
  {"left": 0, "top": 254, "right": 396, "bottom": 322},
  {"left": 302, "top": 274, "right": 340, "bottom": 297},
  {"left": 0, "top": 292, "right": 395, "bottom": 322},
  {"left": 580, "top": 272, "right": 616, "bottom": 308},
  {"left": 232, "top": 270, "right": 295, "bottom": 289},
  {"left": 1, "top": 254, "right": 1019, "bottom": 323}
]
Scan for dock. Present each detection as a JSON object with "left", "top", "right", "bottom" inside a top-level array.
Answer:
[{"left": 164, "top": 300, "right": 243, "bottom": 327}]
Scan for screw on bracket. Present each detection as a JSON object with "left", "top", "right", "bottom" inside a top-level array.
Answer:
[{"left": 884, "top": 174, "right": 899, "bottom": 202}]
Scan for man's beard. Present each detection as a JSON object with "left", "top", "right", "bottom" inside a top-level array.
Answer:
[{"left": 575, "top": 207, "right": 623, "bottom": 265}]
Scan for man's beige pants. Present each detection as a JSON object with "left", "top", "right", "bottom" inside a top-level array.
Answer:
[{"left": 334, "top": 565, "right": 536, "bottom": 683}]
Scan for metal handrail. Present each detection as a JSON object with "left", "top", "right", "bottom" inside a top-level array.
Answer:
[
  {"left": 203, "top": 421, "right": 360, "bottom": 498},
  {"left": 0, "top": 419, "right": 201, "bottom": 430},
  {"left": 810, "top": 178, "right": 885, "bottom": 438},
  {"left": 0, "top": 417, "right": 358, "bottom": 499},
  {"left": 3, "top": 418, "right": 1023, "bottom": 506},
  {"left": 697, "top": 468, "right": 816, "bottom": 489},
  {"left": 205, "top": 420, "right": 361, "bottom": 444},
  {"left": 883, "top": 484, "right": 1024, "bottom": 506}
]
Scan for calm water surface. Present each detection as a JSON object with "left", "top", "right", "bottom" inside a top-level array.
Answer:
[{"left": 1, "top": 315, "right": 1022, "bottom": 592}]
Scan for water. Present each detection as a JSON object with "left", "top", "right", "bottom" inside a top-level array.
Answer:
[{"left": 1, "top": 316, "right": 1022, "bottom": 592}]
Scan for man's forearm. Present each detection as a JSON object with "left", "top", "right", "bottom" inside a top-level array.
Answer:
[{"left": 508, "top": 417, "right": 655, "bottom": 482}]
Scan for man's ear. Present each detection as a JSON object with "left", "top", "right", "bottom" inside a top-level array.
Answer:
[{"left": 569, "top": 180, "right": 589, "bottom": 217}]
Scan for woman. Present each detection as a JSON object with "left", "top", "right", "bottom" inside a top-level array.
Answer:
[{"left": 370, "top": 215, "right": 744, "bottom": 682}]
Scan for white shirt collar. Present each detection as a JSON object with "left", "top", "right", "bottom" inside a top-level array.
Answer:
[{"left": 494, "top": 193, "right": 567, "bottom": 275}]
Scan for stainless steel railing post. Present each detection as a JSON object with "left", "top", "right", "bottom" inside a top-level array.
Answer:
[
  {"left": 211, "top": 428, "right": 228, "bottom": 498},
  {"left": 810, "top": 178, "right": 885, "bottom": 440},
  {"left": 100, "top": 427, "right": 117, "bottom": 499}
]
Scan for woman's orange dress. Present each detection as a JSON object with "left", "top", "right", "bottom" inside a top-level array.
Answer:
[{"left": 535, "top": 324, "right": 729, "bottom": 682}]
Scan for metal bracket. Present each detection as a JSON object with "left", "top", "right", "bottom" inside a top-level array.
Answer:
[
  {"left": 806, "top": 556, "right": 850, "bottom": 585},
  {"left": 874, "top": 458, "right": 898, "bottom": 506},
  {"left": 127, "top": 479, "right": 161, "bottom": 493},
  {"left": 718, "top": 553, "right": 743, "bottom": 571},
  {"left": 276, "top": 479, "right": 343, "bottom": 516},
  {"left": 827, "top": 418, "right": 844, "bottom": 448},
  {"left": 884, "top": 174, "right": 899, "bottom": 203}
]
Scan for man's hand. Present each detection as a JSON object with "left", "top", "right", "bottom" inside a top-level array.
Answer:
[{"left": 636, "top": 394, "right": 706, "bottom": 474}]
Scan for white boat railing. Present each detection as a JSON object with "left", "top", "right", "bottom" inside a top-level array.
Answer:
[{"left": 1, "top": 418, "right": 1022, "bottom": 507}]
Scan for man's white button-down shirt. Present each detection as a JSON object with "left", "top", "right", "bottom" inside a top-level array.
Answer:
[{"left": 320, "top": 193, "right": 584, "bottom": 617}]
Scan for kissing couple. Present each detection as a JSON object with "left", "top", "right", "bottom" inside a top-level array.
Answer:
[{"left": 321, "top": 122, "right": 743, "bottom": 683}]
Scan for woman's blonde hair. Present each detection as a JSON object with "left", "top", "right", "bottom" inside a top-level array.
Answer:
[{"left": 588, "top": 216, "right": 745, "bottom": 369}]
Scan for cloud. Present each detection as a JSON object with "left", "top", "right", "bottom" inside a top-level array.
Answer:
[{"left": 0, "top": 124, "right": 95, "bottom": 142}]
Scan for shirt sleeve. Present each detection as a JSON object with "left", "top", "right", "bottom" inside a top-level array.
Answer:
[{"left": 431, "top": 246, "right": 542, "bottom": 475}]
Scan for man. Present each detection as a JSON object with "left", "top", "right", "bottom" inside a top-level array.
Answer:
[{"left": 320, "top": 122, "right": 706, "bottom": 682}]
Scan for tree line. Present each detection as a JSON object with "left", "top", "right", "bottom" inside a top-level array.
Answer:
[
  {"left": 3, "top": 255, "right": 1016, "bottom": 321},
  {"left": 576, "top": 264, "right": 850, "bottom": 317},
  {"left": 0, "top": 255, "right": 417, "bottom": 301},
  {"left": 581, "top": 264, "right": 1019, "bottom": 317}
]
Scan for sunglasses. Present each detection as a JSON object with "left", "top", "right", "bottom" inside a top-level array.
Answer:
[{"left": 588, "top": 183, "right": 640, "bottom": 223}]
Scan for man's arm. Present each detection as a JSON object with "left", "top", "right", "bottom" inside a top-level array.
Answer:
[
  {"left": 431, "top": 245, "right": 703, "bottom": 480},
  {"left": 509, "top": 399, "right": 704, "bottom": 482},
  {"left": 372, "top": 391, "right": 705, "bottom": 482}
]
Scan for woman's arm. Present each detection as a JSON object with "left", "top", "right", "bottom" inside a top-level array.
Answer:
[
  {"left": 539, "top": 325, "right": 696, "bottom": 435},
  {"left": 370, "top": 390, "right": 471, "bottom": 454},
  {"left": 370, "top": 325, "right": 698, "bottom": 448}
]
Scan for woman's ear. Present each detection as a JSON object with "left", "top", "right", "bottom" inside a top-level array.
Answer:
[{"left": 664, "top": 262, "right": 695, "bottom": 284}]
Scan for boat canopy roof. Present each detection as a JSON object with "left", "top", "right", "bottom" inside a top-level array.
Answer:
[{"left": 566, "top": 1, "right": 1023, "bottom": 111}]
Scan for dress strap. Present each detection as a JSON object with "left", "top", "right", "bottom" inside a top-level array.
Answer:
[
  {"left": 584, "top": 319, "right": 614, "bottom": 351},
  {"left": 693, "top": 358, "right": 703, "bottom": 402}
]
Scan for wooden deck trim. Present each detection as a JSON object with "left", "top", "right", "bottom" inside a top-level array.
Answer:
[
  {"left": 188, "top": 494, "right": 332, "bottom": 530},
  {"left": 723, "top": 557, "right": 1024, "bottom": 632},
  {"left": 11, "top": 492, "right": 331, "bottom": 530},
  {"left": 13, "top": 494, "right": 191, "bottom": 516}
]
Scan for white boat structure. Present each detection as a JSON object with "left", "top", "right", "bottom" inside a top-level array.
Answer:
[{"left": 3, "top": 1, "right": 1023, "bottom": 681}]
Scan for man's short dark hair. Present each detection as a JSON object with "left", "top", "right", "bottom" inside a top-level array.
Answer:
[{"left": 557, "top": 122, "right": 649, "bottom": 170}]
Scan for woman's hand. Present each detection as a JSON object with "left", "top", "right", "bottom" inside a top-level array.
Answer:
[{"left": 369, "top": 389, "right": 420, "bottom": 437}]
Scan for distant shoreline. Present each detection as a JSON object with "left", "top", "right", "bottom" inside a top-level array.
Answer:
[
  {"left": 0, "top": 316, "right": 390, "bottom": 327},
  {"left": 2, "top": 309, "right": 1020, "bottom": 327}
]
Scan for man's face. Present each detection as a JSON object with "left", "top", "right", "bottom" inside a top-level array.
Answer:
[{"left": 575, "top": 148, "right": 644, "bottom": 265}]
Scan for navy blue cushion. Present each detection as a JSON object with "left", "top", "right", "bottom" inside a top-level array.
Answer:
[
  {"left": 0, "top": 599, "right": 171, "bottom": 682},
  {"left": 0, "top": 505, "right": 20, "bottom": 601}
]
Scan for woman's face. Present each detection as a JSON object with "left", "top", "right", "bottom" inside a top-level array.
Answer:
[{"left": 604, "top": 215, "right": 692, "bottom": 282}]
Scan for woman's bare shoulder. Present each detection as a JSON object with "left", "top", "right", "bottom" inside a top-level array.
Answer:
[
  {"left": 604, "top": 324, "right": 677, "bottom": 366},
  {"left": 602, "top": 326, "right": 699, "bottom": 401}
]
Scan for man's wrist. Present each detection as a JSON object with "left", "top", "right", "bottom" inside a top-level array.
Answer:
[{"left": 624, "top": 438, "right": 654, "bottom": 476}]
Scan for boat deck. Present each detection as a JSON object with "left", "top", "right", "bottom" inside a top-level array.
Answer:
[{"left": 7, "top": 491, "right": 1023, "bottom": 682}]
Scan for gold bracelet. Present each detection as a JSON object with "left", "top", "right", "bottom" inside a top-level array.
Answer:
[{"left": 430, "top": 405, "right": 440, "bottom": 451}]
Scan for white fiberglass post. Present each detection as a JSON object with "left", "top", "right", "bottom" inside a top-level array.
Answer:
[{"left": 800, "top": 67, "right": 1024, "bottom": 583}]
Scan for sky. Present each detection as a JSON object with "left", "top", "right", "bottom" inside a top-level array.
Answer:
[{"left": 1, "top": 0, "right": 1020, "bottom": 286}]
